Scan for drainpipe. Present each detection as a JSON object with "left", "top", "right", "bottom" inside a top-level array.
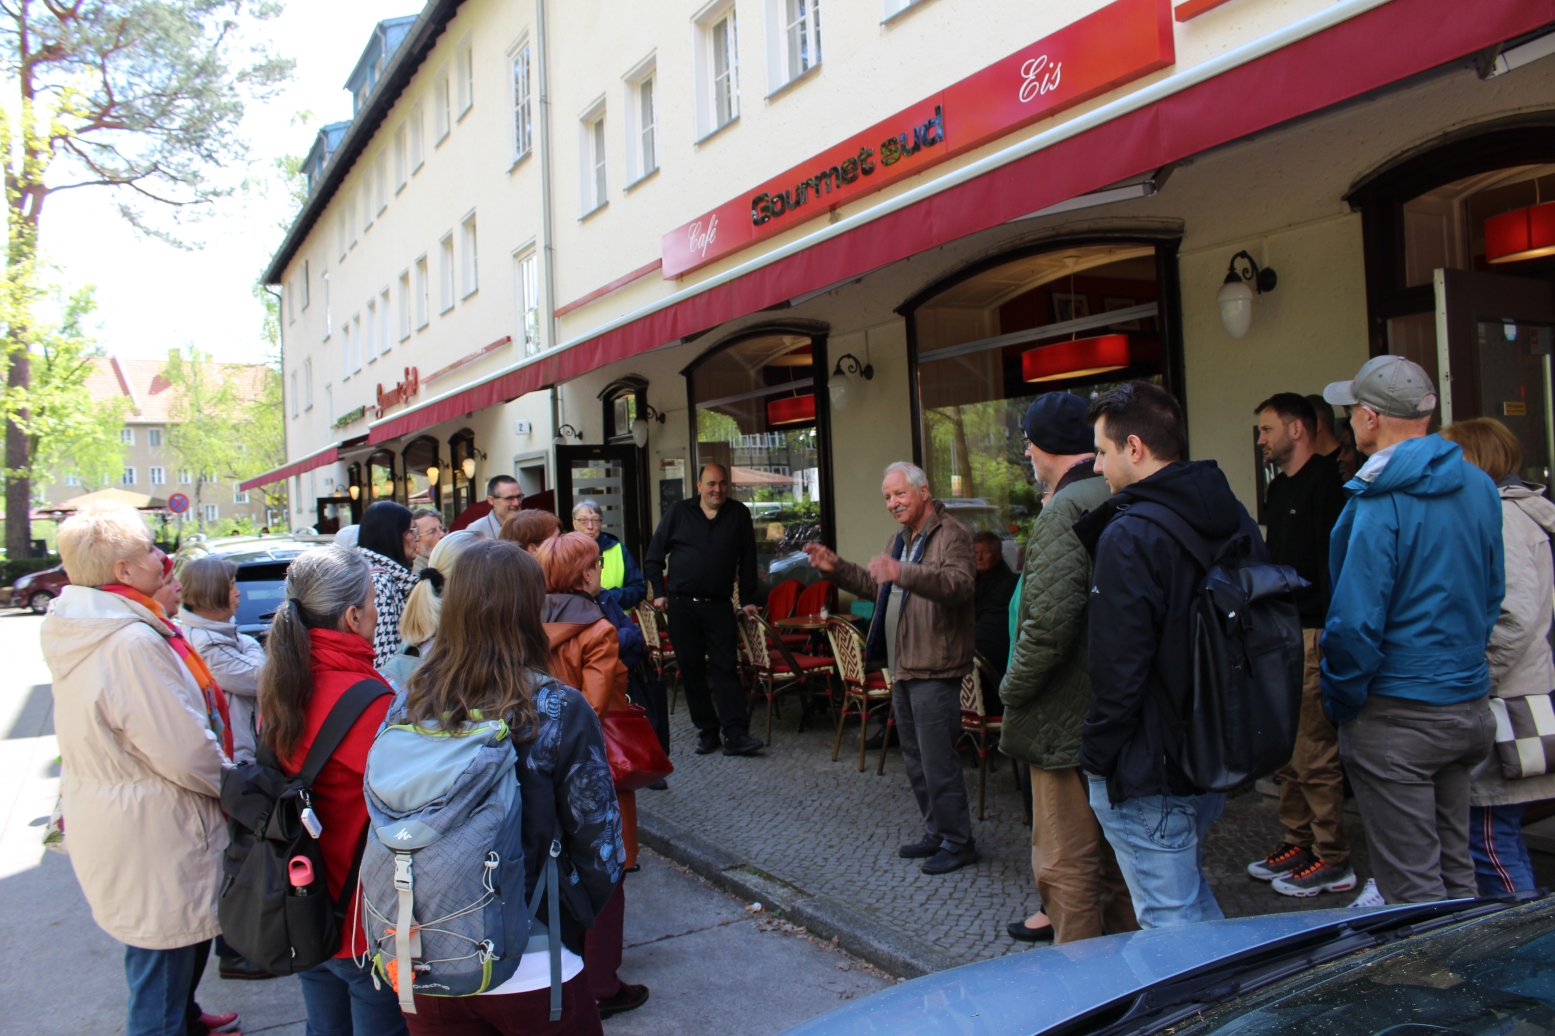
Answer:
[{"left": 536, "top": 0, "right": 558, "bottom": 359}]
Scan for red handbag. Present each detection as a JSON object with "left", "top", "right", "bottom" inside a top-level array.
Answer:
[{"left": 601, "top": 704, "right": 673, "bottom": 792}]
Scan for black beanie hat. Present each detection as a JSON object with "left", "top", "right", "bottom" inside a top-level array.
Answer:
[{"left": 1021, "top": 392, "right": 1094, "bottom": 455}]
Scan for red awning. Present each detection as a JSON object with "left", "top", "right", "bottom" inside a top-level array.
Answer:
[
  {"left": 370, "top": 0, "right": 1548, "bottom": 447},
  {"left": 239, "top": 445, "right": 341, "bottom": 492}
]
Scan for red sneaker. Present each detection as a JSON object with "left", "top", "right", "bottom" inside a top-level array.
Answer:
[{"left": 199, "top": 1012, "right": 241, "bottom": 1033}]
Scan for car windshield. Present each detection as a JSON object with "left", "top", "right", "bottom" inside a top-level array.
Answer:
[
  {"left": 1178, "top": 901, "right": 1555, "bottom": 1036},
  {"left": 234, "top": 562, "right": 290, "bottom": 631}
]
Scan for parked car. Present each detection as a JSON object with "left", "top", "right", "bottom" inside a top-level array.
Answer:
[
  {"left": 780, "top": 893, "right": 1555, "bottom": 1036},
  {"left": 10, "top": 564, "right": 70, "bottom": 614},
  {"left": 174, "top": 535, "right": 334, "bottom": 641}
]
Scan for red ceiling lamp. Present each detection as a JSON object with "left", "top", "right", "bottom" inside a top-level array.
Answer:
[
  {"left": 767, "top": 394, "right": 816, "bottom": 426},
  {"left": 1485, "top": 201, "right": 1555, "bottom": 264},
  {"left": 1022, "top": 334, "right": 1131, "bottom": 383}
]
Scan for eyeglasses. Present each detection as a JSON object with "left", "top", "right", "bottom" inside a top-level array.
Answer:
[
  {"left": 574, "top": 516, "right": 602, "bottom": 527},
  {"left": 595, "top": 557, "right": 605, "bottom": 568},
  {"left": 493, "top": 494, "right": 522, "bottom": 504}
]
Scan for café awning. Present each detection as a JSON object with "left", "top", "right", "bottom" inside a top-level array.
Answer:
[{"left": 238, "top": 442, "right": 342, "bottom": 493}]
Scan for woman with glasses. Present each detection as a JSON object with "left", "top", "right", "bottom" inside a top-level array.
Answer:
[{"left": 570, "top": 498, "right": 646, "bottom": 610}]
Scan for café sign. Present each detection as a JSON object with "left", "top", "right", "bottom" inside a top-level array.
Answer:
[
  {"left": 373, "top": 366, "right": 420, "bottom": 418},
  {"left": 662, "top": 0, "right": 1175, "bottom": 279}
]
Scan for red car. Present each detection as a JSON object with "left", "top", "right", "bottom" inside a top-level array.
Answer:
[{"left": 10, "top": 564, "right": 70, "bottom": 614}]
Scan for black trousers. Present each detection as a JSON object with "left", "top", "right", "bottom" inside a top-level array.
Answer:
[{"left": 666, "top": 596, "right": 749, "bottom": 740}]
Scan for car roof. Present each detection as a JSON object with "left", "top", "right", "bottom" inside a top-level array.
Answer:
[
  {"left": 177, "top": 535, "right": 335, "bottom": 566},
  {"left": 779, "top": 907, "right": 1417, "bottom": 1036}
]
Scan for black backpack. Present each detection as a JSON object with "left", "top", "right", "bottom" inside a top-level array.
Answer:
[
  {"left": 1129, "top": 503, "right": 1306, "bottom": 794},
  {"left": 217, "top": 680, "right": 389, "bottom": 974}
]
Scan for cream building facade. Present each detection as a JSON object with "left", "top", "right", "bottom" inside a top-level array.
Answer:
[{"left": 257, "top": 0, "right": 1555, "bottom": 597}]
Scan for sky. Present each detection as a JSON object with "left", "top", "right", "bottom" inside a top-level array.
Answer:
[{"left": 38, "top": 1, "right": 412, "bottom": 367}]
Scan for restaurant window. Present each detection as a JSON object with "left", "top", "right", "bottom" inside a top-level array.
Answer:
[
  {"left": 447, "top": 428, "right": 477, "bottom": 525},
  {"left": 367, "top": 449, "right": 398, "bottom": 503},
  {"left": 687, "top": 330, "right": 831, "bottom": 596},
  {"left": 602, "top": 378, "right": 647, "bottom": 443},
  {"left": 907, "top": 241, "right": 1179, "bottom": 561},
  {"left": 402, "top": 436, "right": 442, "bottom": 512}
]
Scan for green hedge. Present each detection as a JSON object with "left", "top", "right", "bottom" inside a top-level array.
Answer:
[{"left": 2, "top": 557, "right": 61, "bottom": 584}]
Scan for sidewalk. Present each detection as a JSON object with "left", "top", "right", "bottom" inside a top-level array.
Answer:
[{"left": 638, "top": 702, "right": 1375, "bottom": 977}]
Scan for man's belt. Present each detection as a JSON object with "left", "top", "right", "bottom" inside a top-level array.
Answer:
[{"left": 668, "top": 593, "right": 722, "bottom": 603}]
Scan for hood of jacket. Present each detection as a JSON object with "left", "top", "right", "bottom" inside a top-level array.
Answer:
[
  {"left": 543, "top": 592, "right": 605, "bottom": 649},
  {"left": 1076, "top": 460, "right": 1243, "bottom": 553},
  {"left": 177, "top": 607, "right": 238, "bottom": 642},
  {"left": 307, "top": 626, "right": 379, "bottom": 676},
  {"left": 1503, "top": 482, "right": 1555, "bottom": 536},
  {"left": 41, "top": 584, "right": 173, "bottom": 682},
  {"left": 1351, "top": 434, "right": 1466, "bottom": 499}
]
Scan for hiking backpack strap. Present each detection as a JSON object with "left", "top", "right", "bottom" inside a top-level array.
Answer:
[
  {"left": 394, "top": 850, "right": 417, "bottom": 1013},
  {"left": 297, "top": 679, "right": 392, "bottom": 786}
]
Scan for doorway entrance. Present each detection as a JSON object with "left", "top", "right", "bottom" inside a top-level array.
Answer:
[{"left": 555, "top": 443, "right": 644, "bottom": 561}]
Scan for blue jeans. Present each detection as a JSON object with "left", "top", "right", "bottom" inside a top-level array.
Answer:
[
  {"left": 297, "top": 956, "right": 409, "bottom": 1036},
  {"left": 1470, "top": 804, "right": 1537, "bottom": 896},
  {"left": 1088, "top": 776, "right": 1226, "bottom": 929},
  {"left": 123, "top": 940, "right": 208, "bottom": 1036}
]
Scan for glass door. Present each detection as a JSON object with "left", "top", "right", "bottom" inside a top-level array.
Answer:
[{"left": 555, "top": 444, "right": 643, "bottom": 560}]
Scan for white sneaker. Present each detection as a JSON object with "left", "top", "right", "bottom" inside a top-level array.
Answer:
[{"left": 1347, "top": 877, "right": 1385, "bottom": 909}]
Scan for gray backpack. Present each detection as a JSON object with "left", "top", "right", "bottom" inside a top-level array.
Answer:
[{"left": 359, "top": 712, "right": 564, "bottom": 1020}]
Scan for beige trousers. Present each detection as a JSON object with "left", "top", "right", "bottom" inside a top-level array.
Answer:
[
  {"left": 1030, "top": 765, "right": 1139, "bottom": 944},
  {"left": 1275, "top": 629, "right": 1350, "bottom": 865}
]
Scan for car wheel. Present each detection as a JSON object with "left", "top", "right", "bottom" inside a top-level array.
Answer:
[{"left": 28, "top": 590, "right": 54, "bottom": 614}]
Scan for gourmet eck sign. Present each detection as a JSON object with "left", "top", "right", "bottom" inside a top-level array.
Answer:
[{"left": 662, "top": 0, "right": 1175, "bottom": 279}]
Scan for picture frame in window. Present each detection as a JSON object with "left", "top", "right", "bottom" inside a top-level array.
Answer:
[
  {"left": 1051, "top": 291, "right": 1090, "bottom": 324},
  {"left": 1102, "top": 295, "right": 1144, "bottom": 331}
]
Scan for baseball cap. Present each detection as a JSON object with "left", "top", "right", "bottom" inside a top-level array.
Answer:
[{"left": 1322, "top": 355, "right": 1438, "bottom": 419}]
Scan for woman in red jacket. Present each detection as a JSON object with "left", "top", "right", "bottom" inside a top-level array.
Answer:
[{"left": 257, "top": 545, "right": 408, "bottom": 1036}]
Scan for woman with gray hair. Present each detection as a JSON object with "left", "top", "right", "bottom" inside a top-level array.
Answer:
[
  {"left": 258, "top": 545, "right": 407, "bottom": 1036},
  {"left": 571, "top": 497, "right": 646, "bottom": 610}
]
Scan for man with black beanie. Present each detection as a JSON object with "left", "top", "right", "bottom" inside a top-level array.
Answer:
[{"left": 999, "top": 392, "right": 1136, "bottom": 944}]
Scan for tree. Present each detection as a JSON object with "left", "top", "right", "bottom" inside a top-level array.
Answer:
[{"left": 0, "top": 0, "right": 292, "bottom": 556}]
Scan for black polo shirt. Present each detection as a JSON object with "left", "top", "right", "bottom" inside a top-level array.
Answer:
[
  {"left": 1264, "top": 450, "right": 1346, "bottom": 628},
  {"left": 643, "top": 498, "right": 758, "bottom": 603}
]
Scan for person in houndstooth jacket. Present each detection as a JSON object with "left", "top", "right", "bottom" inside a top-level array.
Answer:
[{"left": 356, "top": 501, "right": 420, "bottom": 669}]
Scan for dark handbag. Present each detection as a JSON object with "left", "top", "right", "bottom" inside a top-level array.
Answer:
[{"left": 601, "top": 704, "right": 673, "bottom": 792}]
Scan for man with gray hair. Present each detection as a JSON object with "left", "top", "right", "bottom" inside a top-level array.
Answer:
[{"left": 804, "top": 461, "right": 979, "bottom": 874}]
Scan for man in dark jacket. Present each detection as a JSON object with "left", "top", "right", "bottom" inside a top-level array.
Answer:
[
  {"left": 1000, "top": 392, "right": 1136, "bottom": 944},
  {"left": 1076, "top": 382, "right": 1266, "bottom": 928},
  {"left": 972, "top": 531, "right": 1018, "bottom": 704}
]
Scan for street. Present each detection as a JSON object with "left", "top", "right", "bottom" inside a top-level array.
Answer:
[{"left": 0, "top": 611, "right": 889, "bottom": 1036}]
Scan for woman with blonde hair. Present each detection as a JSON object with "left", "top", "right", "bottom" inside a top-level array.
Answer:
[
  {"left": 1441, "top": 417, "right": 1555, "bottom": 896},
  {"left": 380, "top": 530, "right": 479, "bottom": 688}
]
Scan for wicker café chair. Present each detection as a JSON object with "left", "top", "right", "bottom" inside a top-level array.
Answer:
[
  {"left": 736, "top": 611, "right": 836, "bottom": 745},
  {"left": 960, "top": 652, "right": 1023, "bottom": 821},
  {"left": 634, "top": 601, "right": 680, "bottom": 712},
  {"left": 824, "top": 617, "right": 893, "bottom": 772}
]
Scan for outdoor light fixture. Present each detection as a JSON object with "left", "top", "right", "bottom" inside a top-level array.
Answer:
[
  {"left": 553, "top": 423, "right": 583, "bottom": 445},
  {"left": 828, "top": 353, "right": 874, "bottom": 413},
  {"left": 630, "top": 403, "right": 666, "bottom": 449},
  {"left": 1486, "top": 201, "right": 1555, "bottom": 263},
  {"left": 425, "top": 465, "right": 440, "bottom": 485},
  {"left": 459, "top": 447, "right": 487, "bottom": 480},
  {"left": 348, "top": 484, "right": 360, "bottom": 500},
  {"left": 767, "top": 394, "right": 817, "bottom": 427},
  {"left": 1217, "top": 250, "right": 1278, "bottom": 340},
  {"left": 1022, "top": 334, "right": 1132, "bottom": 383}
]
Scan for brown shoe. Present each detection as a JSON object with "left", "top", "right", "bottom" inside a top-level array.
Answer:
[{"left": 598, "top": 982, "right": 650, "bottom": 1018}]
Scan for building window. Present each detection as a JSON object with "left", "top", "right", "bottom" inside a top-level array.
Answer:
[
  {"left": 439, "top": 233, "right": 456, "bottom": 313},
  {"left": 375, "top": 150, "right": 389, "bottom": 215},
  {"left": 517, "top": 250, "right": 540, "bottom": 356},
  {"left": 233, "top": 486, "right": 250, "bottom": 504},
  {"left": 410, "top": 100, "right": 426, "bottom": 171},
  {"left": 380, "top": 287, "right": 392, "bottom": 353},
  {"left": 580, "top": 106, "right": 607, "bottom": 214},
  {"left": 337, "top": 208, "right": 346, "bottom": 260},
  {"left": 304, "top": 358, "right": 313, "bottom": 409},
  {"left": 291, "top": 370, "right": 299, "bottom": 416},
  {"left": 341, "top": 321, "right": 352, "bottom": 379},
  {"left": 399, "top": 270, "right": 412, "bottom": 339},
  {"left": 415, "top": 254, "right": 430, "bottom": 327},
  {"left": 322, "top": 271, "right": 331, "bottom": 339},
  {"left": 881, "top": 0, "right": 923, "bottom": 18},
  {"left": 624, "top": 59, "right": 657, "bottom": 183},
  {"left": 767, "top": 0, "right": 821, "bottom": 93},
  {"left": 348, "top": 188, "right": 359, "bottom": 246},
  {"left": 64, "top": 471, "right": 80, "bottom": 487},
  {"left": 302, "top": 259, "right": 310, "bottom": 308},
  {"left": 460, "top": 213, "right": 478, "bottom": 297},
  {"left": 365, "top": 299, "right": 378, "bottom": 363},
  {"left": 120, "top": 427, "right": 134, "bottom": 444},
  {"left": 179, "top": 468, "right": 193, "bottom": 485},
  {"left": 512, "top": 42, "right": 533, "bottom": 161},
  {"left": 287, "top": 276, "right": 296, "bottom": 324},
  {"left": 456, "top": 37, "right": 474, "bottom": 117},
  {"left": 394, "top": 122, "right": 408, "bottom": 190},
  {"left": 149, "top": 466, "right": 165, "bottom": 486},
  {"left": 695, "top": 5, "right": 739, "bottom": 138},
  {"left": 148, "top": 428, "right": 162, "bottom": 447},
  {"left": 352, "top": 314, "right": 363, "bottom": 371},
  {"left": 326, "top": 383, "right": 334, "bottom": 427},
  {"left": 434, "top": 65, "right": 451, "bottom": 143},
  {"left": 203, "top": 503, "right": 219, "bottom": 523},
  {"left": 121, "top": 466, "right": 136, "bottom": 486}
]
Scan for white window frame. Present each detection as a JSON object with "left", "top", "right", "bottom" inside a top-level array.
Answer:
[
  {"left": 348, "top": 188, "right": 359, "bottom": 246},
  {"left": 415, "top": 254, "right": 431, "bottom": 327},
  {"left": 439, "top": 233, "right": 456, "bottom": 313},
  {"left": 179, "top": 468, "right": 193, "bottom": 485},
  {"left": 623, "top": 56, "right": 657, "bottom": 185},
  {"left": 341, "top": 320, "right": 352, "bottom": 380},
  {"left": 393, "top": 123, "right": 408, "bottom": 191},
  {"left": 410, "top": 100, "right": 426, "bottom": 171},
  {"left": 304, "top": 359, "right": 313, "bottom": 410},
  {"left": 765, "top": 0, "right": 821, "bottom": 94},
  {"left": 398, "top": 270, "right": 412, "bottom": 339},
  {"left": 380, "top": 287, "right": 392, "bottom": 353},
  {"left": 365, "top": 298, "right": 378, "bottom": 364},
  {"left": 337, "top": 208, "right": 347, "bottom": 260},
  {"left": 233, "top": 486, "right": 250, "bottom": 504},
  {"left": 693, "top": 3, "right": 740, "bottom": 140},
  {"left": 150, "top": 466, "right": 165, "bottom": 486},
  {"left": 203, "top": 503, "right": 219, "bottom": 523},
  {"left": 579, "top": 100, "right": 607, "bottom": 215},
  {"left": 375, "top": 150, "right": 389, "bottom": 214},
  {"left": 302, "top": 259, "right": 310, "bottom": 308},
  {"left": 122, "top": 466, "right": 136, "bottom": 486},
  {"left": 64, "top": 471, "right": 80, "bottom": 487},
  {"left": 291, "top": 370, "right": 299, "bottom": 417},
  {"left": 460, "top": 212, "right": 479, "bottom": 298},
  {"left": 515, "top": 248, "right": 540, "bottom": 356},
  {"left": 326, "top": 383, "right": 334, "bottom": 427},
  {"left": 510, "top": 38, "right": 533, "bottom": 163},
  {"left": 286, "top": 276, "right": 296, "bottom": 324},
  {"left": 148, "top": 428, "right": 163, "bottom": 447},
  {"left": 120, "top": 427, "right": 134, "bottom": 445},
  {"left": 352, "top": 313, "right": 363, "bottom": 372},
  {"left": 322, "top": 271, "right": 331, "bottom": 339},
  {"left": 434, "top": 65, "right": 452, "bottom": 143},
  {"left": 881, "top": 0, "right": 928, "bottom": 20},
  {"left": 456, "top": 36, "right": 474, "bottom": 118}
]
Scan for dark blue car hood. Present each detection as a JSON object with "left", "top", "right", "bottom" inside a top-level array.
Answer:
[{"left": 781, "top": 908, "right": 1406, "bottom": 1036}]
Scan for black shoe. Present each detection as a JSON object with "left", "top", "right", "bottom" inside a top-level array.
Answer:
[
  {"left": 694, "top": 734, "right": 721, "bottom": 755},
  {"left": 897, "top": 834, "right": 943, "bottom": 859},
  {"left": 722, "top": 731, "right": 764, "bottom": 756},
  {"left": 646, "top": 778, "right": 669, "bottom": 790},
  {"left": 920, "top": 843, "right": 979, "bottom": 875},
  {"left": 597, "top": 982, "right": 650, "bottom": 1018},
  {"left": 217, "top": 956, "right": 276, "bottom": 981},
  {"left": 1007, "top": 920, "right": 1054, "bottom": 942},
  {"left": 863, "top": 726, "right": 886, "bottom": 751}
]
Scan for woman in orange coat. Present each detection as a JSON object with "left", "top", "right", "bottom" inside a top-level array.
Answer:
[{"left": 536, "top": 532, "right": 648, "bottom": 1020}]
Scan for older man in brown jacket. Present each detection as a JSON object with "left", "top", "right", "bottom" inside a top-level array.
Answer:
[{"left": 804, "top": 461, "right": 978, "bottom": 873}]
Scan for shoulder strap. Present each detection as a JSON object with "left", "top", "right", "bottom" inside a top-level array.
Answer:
[
  {"left": 296, "top": 678, "right": 391, "bottom": 786},
  {"left": 1123, "top": 501, "right": 1217, "bottom": 574}
]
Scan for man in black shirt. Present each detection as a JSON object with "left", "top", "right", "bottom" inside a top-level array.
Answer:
[
  {"left": 972, "top": 531, "right": 1018, "bottom": 712},
  {"left": 1247, "top": 393, "right": 1355, "bottom": 897},
  {"left": 644, "top": 463, "right": 763, "bottom": 756}
]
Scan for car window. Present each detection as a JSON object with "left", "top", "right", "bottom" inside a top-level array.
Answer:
[
  {"left": 1181, "top": 902, "right": 1555, "bottom": 1036},
  {"left": 235, "top": 562, "right": 291, "bottom": 630}
]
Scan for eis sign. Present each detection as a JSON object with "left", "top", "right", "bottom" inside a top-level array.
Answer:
[{"left": 662, "top": 0, "right": 1174, "bottom": 279}]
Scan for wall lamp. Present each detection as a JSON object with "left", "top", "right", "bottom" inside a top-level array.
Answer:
[
  {"left": 554, "top": 423, "right": 584, "bottom": 445},
  {"left": 460, "top": 447, "right": 487, "bottom": 481},
  {"left": 827, "top": 353, "right": 875, "bottom": 413},
  {"left": 1217, "top": 250, "right": 1277, "bottom": 340},
  {"left": 348, "top": 484, "right": 360, "bottom": 500},
  {"left": 631, "top": 403, "right": 666, "bottom": 449}
]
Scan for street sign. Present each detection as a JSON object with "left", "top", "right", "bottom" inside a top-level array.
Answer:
[{"left": 167, "top": 493, "right": 190, "bottom": 515}]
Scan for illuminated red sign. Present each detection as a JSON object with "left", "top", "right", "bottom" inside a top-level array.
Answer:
[{"left": 661, "top": 0, "right": 1175, "bottom": 279}]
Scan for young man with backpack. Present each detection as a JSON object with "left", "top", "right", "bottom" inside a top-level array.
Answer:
[{"left": 1075, "top": 382, "right": 1269, "bottom": 928}]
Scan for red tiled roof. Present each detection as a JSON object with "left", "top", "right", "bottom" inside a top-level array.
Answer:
[{"left": 85, "top": 355, "right": 270, "bottom": 424}]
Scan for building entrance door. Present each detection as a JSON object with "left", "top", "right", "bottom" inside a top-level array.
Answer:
[
  {"left": 555, "top": 444, "right": 644, "bottom": 560},
  {"left": 1435, "top": 269, "right": 1555, "bottom": 485}
]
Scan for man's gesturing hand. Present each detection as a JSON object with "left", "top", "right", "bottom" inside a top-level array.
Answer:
[
  {"left": 867, "top": 554, "right": 901, "bottom": 585},
  {"left": 801, "top": 542, "right": 839, "bottom": 572}
]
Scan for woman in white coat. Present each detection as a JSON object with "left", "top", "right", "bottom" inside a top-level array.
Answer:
[{"left": 40, "top": 503, "right": 231, "bottom": 1036}]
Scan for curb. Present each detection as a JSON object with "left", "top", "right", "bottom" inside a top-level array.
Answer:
[{"left": 636, "top": 805, "right": 959, "bottom": 979}]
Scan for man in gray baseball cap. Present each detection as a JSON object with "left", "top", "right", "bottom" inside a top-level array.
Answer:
[{"left": 1319, "top": 353, "right": 1504, "bottom": 906}]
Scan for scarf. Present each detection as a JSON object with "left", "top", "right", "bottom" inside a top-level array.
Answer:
[{"left": 102, "top": 584, "right": 234, "bottom": 760}]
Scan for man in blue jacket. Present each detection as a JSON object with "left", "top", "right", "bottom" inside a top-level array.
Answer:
[{"left": 1321, "top": 355, "right": 1503, "bottom": 904}]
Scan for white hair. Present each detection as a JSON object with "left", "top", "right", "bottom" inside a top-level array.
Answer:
[
  {"left": 57, "top": 502, "right": 154, "bottom": 586},
  {"left": 883, "top": 461, "right": 929, "bottom": 490},
  {"left": 571, "top": 497, "right": 602, "bottom": 519}
]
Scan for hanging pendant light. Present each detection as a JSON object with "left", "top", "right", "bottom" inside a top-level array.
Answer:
[
  {"left": 767, "top": 394, "right": 816, "bottom": 426},
  {"left": 1021, "top": 334, "right": 1131, "bottom": 383},
  {"left": 1486, "top": 201, "right": 1555, "bottom": 264}
]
